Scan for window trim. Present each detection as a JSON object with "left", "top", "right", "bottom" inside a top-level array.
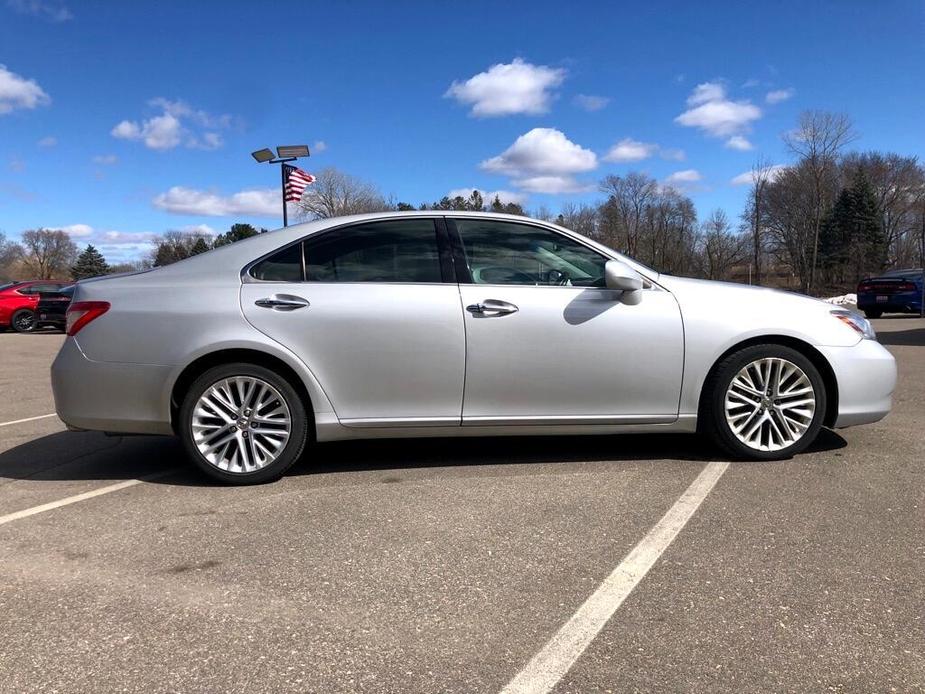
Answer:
[{"left": 243, "top": 217, "right": 453, "bottom": 285}]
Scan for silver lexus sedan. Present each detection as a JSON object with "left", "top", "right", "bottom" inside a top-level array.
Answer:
[{"left": 51, "top": 212, "right": 896, "bottom": 484}]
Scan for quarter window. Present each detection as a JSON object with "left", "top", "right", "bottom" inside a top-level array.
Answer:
[
  {"left": 250, "top": 242, "right": 303, "bottom": 282},
  {"left": 454, "top": 219, "right": 608, "bottom": 287},
  {"left": 304, "top": 219, "right": 442, "bottom": 283}
]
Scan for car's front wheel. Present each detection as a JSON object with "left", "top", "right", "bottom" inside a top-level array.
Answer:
[
  {"left": 704, "top": 344, "right": 826, "bottom": 460},
  {"left": 11, "top": 309, "right": 36, "bottom": 333},
  {"left": 178, "top": 363, "right": 309, "bottom": 484}
]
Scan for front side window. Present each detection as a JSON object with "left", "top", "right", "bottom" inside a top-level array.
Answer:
[
  {"left": 251, "top": 242, "right": 303, "bottom": 282},
  {"left": 454, "top": 219, "right": 608, "bottom": 287},
  {"left": 304, "top": 219, "right": 442, "bottom": 283}
]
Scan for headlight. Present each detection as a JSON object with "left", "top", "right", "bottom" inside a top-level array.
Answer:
[{"left": 831, "top": 309, "right": 876, "bottom": 340}]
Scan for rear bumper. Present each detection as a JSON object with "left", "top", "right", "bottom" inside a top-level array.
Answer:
[
  {"left": 818, "top": 339, "right": 897, "bottom": 428},
  {"left": 51, "top": 338, "right": 173, "bottom": 435},
  {"left": 857, "top": 292, "right": 922, "bottom": 313}
]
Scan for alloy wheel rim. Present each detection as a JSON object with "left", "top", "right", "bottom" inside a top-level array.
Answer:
[
  {"left": 14, "top": 312, "right": 34, "bottom": 331},
  {"left": 191, "top": 376, "right": 291, "bottom": 473},
  {"left": 724, "top": 357, "right": 816, "bottom": 452}
]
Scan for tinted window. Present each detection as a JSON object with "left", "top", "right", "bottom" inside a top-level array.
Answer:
[
  {"left": 251, "top": 243, "right": 303, "bottom": 282},
  {"left": 304, "top": 219, "right": 442, "bottom": 283},
  {"left": 454, "top": 220, "right": 607, "bottom": 287},
  {"left": 20, "top": 283, "right": 59, "bottom": 294}
]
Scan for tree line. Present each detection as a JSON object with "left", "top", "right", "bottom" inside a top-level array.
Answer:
[{"left": 2, "top": 110, "right": 922, "bottom": 294}]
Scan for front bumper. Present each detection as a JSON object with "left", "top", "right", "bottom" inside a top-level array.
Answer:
[
  {"left": 818, "top": 338, "right": 897, "bottom": 428},
  {"left": 51, "top": 337, "right": 174, "bottom": 435}
]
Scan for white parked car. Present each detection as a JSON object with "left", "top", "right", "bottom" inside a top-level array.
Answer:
[{"left": 52, "top": 212, "right": 896, "bottom": 484}]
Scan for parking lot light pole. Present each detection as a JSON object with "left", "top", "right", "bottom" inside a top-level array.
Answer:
[{"left": 251, "top": 145, "right": 311, "bottom": 228}]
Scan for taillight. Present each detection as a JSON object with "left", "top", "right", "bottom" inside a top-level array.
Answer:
[
  {"left": 857, "top": 282, "right": 873, "bottom": 292},
  {"left": 66, "top": 301, "right": 110, "bottom": 336},
  {"left": 899, "top": 282, "right": 917, "bottom": 292}
]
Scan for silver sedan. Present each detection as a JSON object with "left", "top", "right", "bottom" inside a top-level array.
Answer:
[{"left": 51, "top": 212, "right": 896, "bottom": 484}]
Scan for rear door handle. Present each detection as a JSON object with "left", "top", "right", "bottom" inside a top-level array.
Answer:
[
  {"left": 466, "top": 299, "right": 519, "bottom": 316},
  {"left": 255, "top": 294, "right": 310, "bottom": 311}
]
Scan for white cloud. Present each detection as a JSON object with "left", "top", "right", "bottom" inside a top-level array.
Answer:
[
  {"left": 173, "top": 224, "right": 217, "bottom": 236},
  {"left": 664, "top": 169, "right": 702, "bottom": 184},
  {"left": 513, "top": 176, "right": 593, "bottom": 194},
  {"left": 724, "top": 135, "right": 753, "bottom": 151},
  {"left": 603, "top": 137, "right": 658, "bottom": 163},
  {"left": 48, "top": 223, "right": 93, "bottom": 237},
  {"left": 659, "top": 147, "right": 686, "bottom": 161},
  {"left": 312, "top": 140, "right": 327, "bottom": 153},
  {"left": 481, "top": 128, "right": 597, "bottom": 195},
  {"left": 482, "top": 128, "right": 597, "bottom": 176},
  {"left": 766, "top": 88, "right": 795, "bottom": 104},
  {"left": 730, "top": 165, "right": 788, "bottom": 186},
  {"left": 447, "top": 188, "right": 527, "bottom": 206},
  {"left": 0, "top": 64, "right": 51, "bottom": 114},
  {"left": 37, "top": 135, "right": 56, "bottom": 147},
  {"left": 111, "top": 98, "right": 234, "bottom": 150},
  {"left": 574, "top": 94, "right": 609, "bottom": 112},
  {"left": 92, "top": 154, "right": 118, "bottom": 165},
  {"left": 152, "top": 186, "right": 280, "bottom": 217},
  {"left": 445, "top": 58, "right": 566, "bottom": 117},
  {"left": 6, "top": 0, "right": 72, "bottom": 22},
  {"left": 603, "top": 138, "right": 685, "bottom": 163},
  {"left": 675, "top": 81, "right": 762, "bottom": 138}
]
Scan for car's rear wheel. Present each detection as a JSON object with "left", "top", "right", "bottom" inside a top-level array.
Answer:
[
  {"left": 178, "top": 363, "right": 309, "bottom": 484},
  {"left": 704, "top": 344, "right": 826, "bottom": 460},
  {"left": 11, "top": 309, "right": 36, "bottom": 333},
  {"left": 863, "top": 309, "right": 882, "bottom": 319}
]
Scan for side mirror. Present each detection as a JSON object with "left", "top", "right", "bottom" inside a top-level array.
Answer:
[{"left": 604, "top": 259, "right": 643, "bottom": 292}]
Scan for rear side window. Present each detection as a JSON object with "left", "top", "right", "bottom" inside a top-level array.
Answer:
[
  {"left": 251, "top": 243, "right": 304, "bottom": 282},
  {"left": 304, "top": 219, "right": 442, "bottom": 283}
]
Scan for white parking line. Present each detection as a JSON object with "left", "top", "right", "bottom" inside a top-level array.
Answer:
[
  {"left": 0, "top": 413, "right": 58, "bottom": 428},
  {"left": 0, "top": 469, "right": 179, "bottom": 527},
  {"left": 500, "top": 461, "right": 729, "bottom": 694}
]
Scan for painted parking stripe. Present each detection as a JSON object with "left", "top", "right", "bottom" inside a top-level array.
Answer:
[
  {"left": 0, "top": 413, "right": 58, "bottom": 428},
  {"left": 500, "top": 461, "right": 729, "bottom": 694},
  {"left": 0, "top": 469, "right": 179, "bottom": 527}
]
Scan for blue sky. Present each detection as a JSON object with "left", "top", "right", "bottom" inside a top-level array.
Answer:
[{"left": 1, "top": 0, "right": 923, "bottom": 262}]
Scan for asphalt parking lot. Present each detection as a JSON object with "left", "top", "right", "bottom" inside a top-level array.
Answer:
[{"left": 1, "top": 319, "right": 923, "bottom": 693}]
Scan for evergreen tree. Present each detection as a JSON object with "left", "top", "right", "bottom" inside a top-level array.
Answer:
[
  {"left": 70, "top": 244, "right": 111, "bottom": 280},
  {"left": 212, "top": 223, "right": 262, "bottom": 247},
  {"left": 189, "top": 237, "right": 211, "bottom": 255},
  {"left": 819, "top": 170, "right": 886, "bottom": 291}
]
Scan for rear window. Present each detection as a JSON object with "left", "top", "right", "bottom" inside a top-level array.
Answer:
[{"left": 250, "top": 243, "right": 304, "bottom": 282}]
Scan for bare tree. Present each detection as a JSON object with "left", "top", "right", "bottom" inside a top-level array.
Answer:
[
  {"left": 598, "top": 173, "right": 658, "bottom": 256},
  {"left": 19, "top": 229, "right": 78, "bottom": 278},
  {"left": 743, "top": 159, "right": 778, "bottom": 285},
  {"left": 783, "top": 111, "right": 857, "bottom": 292},
  {"left": 0, "top": 232, "right": 24, "bottom": 281},
  {"left": 557, "top": 202, "right": 599, "bottom": 240},
  {"left": 697, "top": 209, "right": 747, "bottom": 281},
  {"left": 296, "top": 167, "right": 389, "bottom": 219}
]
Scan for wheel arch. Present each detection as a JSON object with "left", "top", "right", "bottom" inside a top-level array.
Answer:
[
  {"left": 697, "top": 335, "right": 839, "bottom": 429},
  {"left": 169, "top": 348, "right": 316, "bottom": 436}
]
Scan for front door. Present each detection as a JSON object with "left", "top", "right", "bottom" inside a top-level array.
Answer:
[
  {"left": 450, "top": 218, "right": 684, "bottom": 425},
  {"left": 241, "top": 218, "right": 466, "bottom": 425}
]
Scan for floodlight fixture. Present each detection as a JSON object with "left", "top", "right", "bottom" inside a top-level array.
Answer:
[
  {"left": 251, "top": 148, "right": 275, "bottom": 163},
  {"left": 276, "top": 145, "right": 310, "bottom": 158}
]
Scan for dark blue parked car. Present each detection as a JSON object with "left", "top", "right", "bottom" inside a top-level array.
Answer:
[{"left": 857, "top": 268, "right": 924, "bottom": 318}]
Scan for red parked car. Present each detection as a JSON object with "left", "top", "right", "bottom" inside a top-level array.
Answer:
[{"left": 0, "top": 280, "right": 71, "bottom": 332}]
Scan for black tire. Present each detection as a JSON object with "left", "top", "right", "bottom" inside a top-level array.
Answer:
[
  {"left": 702, "top": 344, "right": 826, "bottom": 460},
  {"left": 863, "top": 309, "right": 882, "bottom": 319},
  {"left": 178, "top": 362, "right": 310, "bottom": 484},
  {"left": 10, "top": 309, "right": 36, "bottom": 333}
]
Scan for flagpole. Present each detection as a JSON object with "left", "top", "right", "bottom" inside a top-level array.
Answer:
[{"left": 281, "top": 164, "right": 288, "bottom": 228}]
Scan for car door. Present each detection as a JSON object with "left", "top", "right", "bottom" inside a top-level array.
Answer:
[
  {"left": 450, "top": 217, "right": 684, "bottom": 425},
  {"left": 240, "top": 217, "right": 466, "bottom": 426}
]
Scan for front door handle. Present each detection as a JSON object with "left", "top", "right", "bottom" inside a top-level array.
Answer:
[
  {"left": 255, "top": 294, "right": 310, "bottom": 311},
  {"left": 466, "top": 299, "right": 519, "bottom": 316}
]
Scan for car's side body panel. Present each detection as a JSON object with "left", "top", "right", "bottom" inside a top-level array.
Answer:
[{"left": 457, "top": 284, "right": 683, "bottom": 422}]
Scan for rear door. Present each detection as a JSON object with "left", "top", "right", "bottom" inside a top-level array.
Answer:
[{"left": 241, "top": 218, "right": 466, "bottom": 426}]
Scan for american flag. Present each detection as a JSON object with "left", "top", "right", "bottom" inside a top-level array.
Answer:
[{"left": 283, "top": 165, "right": 315, "bottom": 202}]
